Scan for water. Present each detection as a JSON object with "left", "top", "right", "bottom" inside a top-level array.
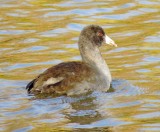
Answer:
[{"left": 0, "top": 0, "right": 160, "bottom": 131}]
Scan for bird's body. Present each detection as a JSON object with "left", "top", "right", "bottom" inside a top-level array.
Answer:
[
  {"left": 26, "top": 25, "right": 117, "bottom": 96},
  {"left": 27, "top": 62, "right": 94, "bottom": 95}
]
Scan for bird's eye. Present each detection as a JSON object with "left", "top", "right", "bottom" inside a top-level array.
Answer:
[{"left": 97, "top": 32, "right": 103, "bottom": 37}]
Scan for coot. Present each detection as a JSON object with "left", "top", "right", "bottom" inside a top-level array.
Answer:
[{"left": 26, "top": 25, "right": 117, "bottom": 96}]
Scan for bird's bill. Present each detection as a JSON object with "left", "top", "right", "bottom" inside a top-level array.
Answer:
[{"left": 104, "top": 35, "right": 117, "bottom": 47}]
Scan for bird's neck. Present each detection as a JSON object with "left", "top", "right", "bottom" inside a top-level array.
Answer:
[{"left": 79, "top": 42, "right": 112, "bottom": 88}]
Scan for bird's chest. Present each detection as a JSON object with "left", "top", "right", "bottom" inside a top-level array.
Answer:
[{"left": 66, "top": 75, "right": 110, "bottom": 96}]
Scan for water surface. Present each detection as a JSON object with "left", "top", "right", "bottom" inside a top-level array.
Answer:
[{"left": 0, "top": 0, "right": 160, "bottom": 131}]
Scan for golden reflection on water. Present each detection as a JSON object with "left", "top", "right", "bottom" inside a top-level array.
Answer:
[{"left": 0, "top": 0, "right": 160, "bottom": 131}]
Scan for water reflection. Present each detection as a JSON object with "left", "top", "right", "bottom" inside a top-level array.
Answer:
[{"left": 0, "top": 0, "right": 160, "bottom": 131}]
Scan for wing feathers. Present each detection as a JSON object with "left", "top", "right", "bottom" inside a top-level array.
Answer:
[{"left": 42, "top": 77, "right": 64, "bottom": 87}]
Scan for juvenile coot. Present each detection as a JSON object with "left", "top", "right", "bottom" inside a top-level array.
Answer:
[{"left": 26, "top": 25, "right": 117, "bottom": 96}]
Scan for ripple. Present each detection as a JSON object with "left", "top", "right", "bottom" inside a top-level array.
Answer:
[
  {"left": 57, "top": 1, "right": 105, "bottom": 7},
  {"left": 13, "top": 126, "right": 33, "bottom": 132},
  {"left": 92, "top": 10, "right": 144, "bottom": 20},
  {"left": 0, "top": 30, "right": 35, "bottom": 35},
  {"left": 140, "top": 127, "right": 160, "bottom": 132},
  {"left": 52, "top": 50, "right": 66, "bottom": 53},
  {"left": 0, "top": 100, "right": 19, "bottom": 109},
  {"left": 0, "top": 3, "right": 18, "bottom": 8},
  {"left": 6, "top": 12, "right": 27, "bottom": 17},
  {"left": 0, "top": 0, "right": 160, "bottom": 131},
  {"left": 118, "top": 3, "right": 136, "bottom": 9},
  {"left": 19, "top": 46, "right": 48, "bottom": 52},
  {"left": 71, "top": 56, "right": 81, "bottom": 60},
  {"left": 44, "top": 7, "right": 116, "bottom": 18},
  {"left": 144, "top": 34, "right": 160, "bottom": 43},
  {"left": 136, "top": 69, "right": 151, "bottom": 73},
  {"left": 3, "top": 60, "right": 62, "bottom": 71},
  {"left": 133, "top": 111, "right": 160, "bottom": 119},
  {"left": 123, "top": 56, "right": 160, "bottom": 67},
  {"left": 70, "top": 110, "right": 97, "bottom": 116},
  {"left": 40, "top": 28, "right": 68, "bottom": 37},
  {"left": 107, "top": 47, "right": 137, "bottom": 53},
  {"left": 143, "top": 56, "right": 160, "bottom": 63},
  {"left": 109, "top": 100, "right": 142, "bottom": 109},
  {"left": 22, "top": 38, "right": 40, "bottom": 43},
  {"left": 65, "top": 44, "right": 78, "bottom": 49},
  {"left": 67, "top": 23, "right": 84, "bottom": 31},
  {"left": 136, "top": 0, "right": 159, "bottom": 5},
  {"left": 66, "top": 118, "right": 132, "bottom": 128},
  {"left": 139, "top": 8, "right": 158, "bottom": 13},
  {"left": 0, "top": 48, "right": 12, "bottom": 52},
  {"left": 145, "top": 19, "right": 160, "bottom": 23},
  {"left": 4, "top": 63, "right": 34, "bottom": 71}
]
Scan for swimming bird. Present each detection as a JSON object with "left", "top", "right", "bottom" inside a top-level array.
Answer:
[{"left": 26, "top": 25, "right": 117, "bottom": 96}]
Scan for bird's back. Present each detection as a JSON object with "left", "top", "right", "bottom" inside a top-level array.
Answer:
[{"left": 26, "top": 61, "right": 94, "bottom": 95}]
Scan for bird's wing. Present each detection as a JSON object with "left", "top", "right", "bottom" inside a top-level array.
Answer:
[{"left": 26, "top": 61, "right": 92, "bottom": 95}]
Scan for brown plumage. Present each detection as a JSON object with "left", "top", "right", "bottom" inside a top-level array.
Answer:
[
  {"left": 27, "top": 62, "right": 94, "bottom": 95},
  {"left": 26, "top": 25, "right": 117, "bottom": 96}
]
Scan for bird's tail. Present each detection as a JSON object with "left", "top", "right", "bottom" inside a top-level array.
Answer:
[{"left": 26, "top": 79, "right": 36, "bottom": 93}]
